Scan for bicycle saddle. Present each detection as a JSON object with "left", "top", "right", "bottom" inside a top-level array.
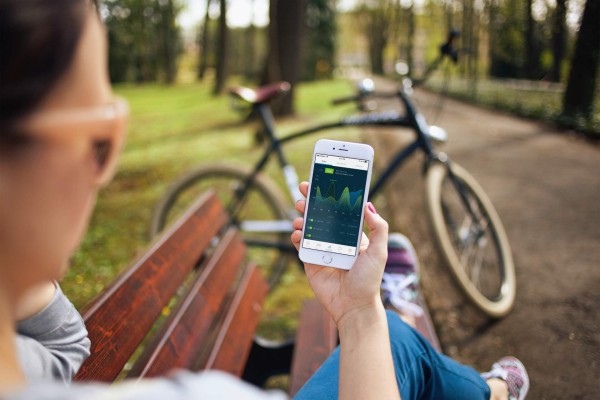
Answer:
[{"left": 228, "top": 81, "right": 291, "bottom": 105}]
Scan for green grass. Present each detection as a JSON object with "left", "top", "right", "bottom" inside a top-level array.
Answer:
[
  {"left": 425, "top": 75, "right": 600, "bottom": 137},
  {"left": 62, "top": 79, "right": 361, "bottom": 339}
]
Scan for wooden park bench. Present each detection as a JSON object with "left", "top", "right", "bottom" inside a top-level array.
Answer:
[
  {"left": 73, "top": 190, "right": 337, "bottom": 395},
  {"left": 73, "top": 189, "right": 440, "bottom": 395}
]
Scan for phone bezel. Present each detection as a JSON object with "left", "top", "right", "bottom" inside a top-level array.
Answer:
[{"left": 298, "top": 139, "right": 374, "bottom": 270}]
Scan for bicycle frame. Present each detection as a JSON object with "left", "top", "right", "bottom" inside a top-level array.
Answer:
[
  {"left": 227, "top": 83, "right": 445, "bottom": 247},
  {"left": 224, "top": 31, "right": 473, "bottom": 250}
]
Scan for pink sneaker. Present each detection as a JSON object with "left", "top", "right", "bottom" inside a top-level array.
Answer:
[
  {"left": 381, "top": 233, "right": 423, "bottom": 317},
  {"left": 481, "top": 356, "right": 530, "bottom": 400}
]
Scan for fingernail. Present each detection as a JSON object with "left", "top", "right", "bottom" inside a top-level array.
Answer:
[{"left": 367, "top": 202, "right": 377, "bottom": 214}]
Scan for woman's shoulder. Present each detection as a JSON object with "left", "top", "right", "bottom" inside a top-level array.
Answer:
[{"left": 6, "top": 370, "right": 289, "bottom": 400}]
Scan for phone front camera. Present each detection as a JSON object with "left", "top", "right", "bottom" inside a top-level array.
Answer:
[{"left": 333, "top": 148, "right": 336, "bottom": 150}]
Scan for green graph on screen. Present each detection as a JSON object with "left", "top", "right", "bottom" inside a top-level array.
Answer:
[
  {"left": 306, "top": 163, "right": 368, "bottom": 246},
  {"left": 314, "top": 181, "right": 364, "bottom": 212}
]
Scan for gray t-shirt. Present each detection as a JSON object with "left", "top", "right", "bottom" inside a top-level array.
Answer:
[
  {"left": 6, "top": 370, "right": 288, "bottom": 399},
  {"left": 7, "top": 285, "right": 288, "bottom": 399},
  {"left": 15, "top": 284, "right": 91, "bottom": 384}
]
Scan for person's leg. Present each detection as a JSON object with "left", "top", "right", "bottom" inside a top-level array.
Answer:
[
  {"left": 295, "top": 233, "right": 527, "bottom": 400},
  {"left": 385, "top": 310, "right": 491, "bottom": 400},
  {"left": 381, "top": 233, "right": 528, "bottom": 400},
  {"left": 488, "top": 378, "right": 509, "bottom": 400},
  {"left": 292, "top": 346, "right": 340, "bottom": 400},
  {"left": 293, "top": 311, "right": 491, "bottom": 400},
  {"left": 380, "top": 233, "right": 490, "bottom": 398}
]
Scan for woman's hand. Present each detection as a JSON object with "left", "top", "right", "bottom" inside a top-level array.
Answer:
[
  {"left": 292, "top": 182, "right": 400, "bottom": 400},
  {"left": 290, "top": 182, "right": 389, "bottom": 327}
]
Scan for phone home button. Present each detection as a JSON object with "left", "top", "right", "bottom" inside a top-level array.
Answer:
[{"left": 322, "top": 255, "right": 333, "bottom": 264}]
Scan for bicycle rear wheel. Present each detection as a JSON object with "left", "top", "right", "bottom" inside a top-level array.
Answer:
[
  {"left": 425, "top": 161, "right": 515, "bottom": 318},
  {"left": 150, "top": 164, "right": 294, "bottom": 288}
]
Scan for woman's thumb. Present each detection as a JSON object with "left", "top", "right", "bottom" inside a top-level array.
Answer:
[{"left": 363, "top": 202, "right": 388, "bottom": 259}]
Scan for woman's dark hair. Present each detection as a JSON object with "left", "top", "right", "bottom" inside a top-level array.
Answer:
[{"left": 0, "top": 0, "right": 92, "bottom": 133}]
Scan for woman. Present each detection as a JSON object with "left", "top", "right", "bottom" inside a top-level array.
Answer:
[{"left": 0, "top": 0, "right": 528, "bottom": 399}]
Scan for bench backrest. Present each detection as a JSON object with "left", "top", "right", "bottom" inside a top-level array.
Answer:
[{"left": 75, "top": 191, "right": 268, "bottom": 382}]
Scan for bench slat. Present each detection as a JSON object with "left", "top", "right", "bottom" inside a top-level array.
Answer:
[
  {"left": 129, "top": 228, "right": 247, "bottom": 378},
  {"left": 289, "top": 299, "right": 337, "bottom": 396},
  {"left": 414, "top": 293, "right": 442, "bottom": 352},
  {"left": 75, "top": 191, "right": 228, "bottom": 382},
  {"left": 201, "top": 264, "right": 268, "bottom": 376},
  {"left": 288, "top": 296, "right": 440, "bottom": 396}
]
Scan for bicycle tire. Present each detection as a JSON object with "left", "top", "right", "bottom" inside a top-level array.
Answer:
[
  {"left": 425, "top": 161, "right": 516, "bottom": 318},
  {"left": 150, "top": 163, "right": 294, "bottom": 288}
]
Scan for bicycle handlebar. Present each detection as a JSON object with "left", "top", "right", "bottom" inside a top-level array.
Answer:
[
  {"left": 412, "top": 28, "right": 460, "bottom": 87},
  {"left": 331, "top": 29, "right": 460, "bottom": 106},
  {"left": 440, "top": 29, "right": 460, "bottom": 64},
  {"left": 332, "top": 95, "right": 362, "bottom": 106}
]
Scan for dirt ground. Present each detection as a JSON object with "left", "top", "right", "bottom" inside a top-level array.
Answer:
[{"left": 361, "top": 81, "right": 599, "bottom": 399}]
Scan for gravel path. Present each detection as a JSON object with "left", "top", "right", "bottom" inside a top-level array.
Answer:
[{"left": 361, "top": 80, "right": 600, "bottom": 399}]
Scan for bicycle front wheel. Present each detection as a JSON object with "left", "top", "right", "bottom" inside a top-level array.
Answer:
[
  {"left": 150, "top": 164, "right": 294, "bottom": 288},
  {"left": 425, "top": 161, "right": 516, "bottom": 318}
]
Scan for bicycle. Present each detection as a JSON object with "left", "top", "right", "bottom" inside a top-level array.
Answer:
[{"left": 149, "top": 36, "right": 516, "bottom": 318}]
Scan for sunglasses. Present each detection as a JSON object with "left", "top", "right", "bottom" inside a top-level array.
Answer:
[{"left": 16, "top": 97, "right": 129, "bottom": 186}]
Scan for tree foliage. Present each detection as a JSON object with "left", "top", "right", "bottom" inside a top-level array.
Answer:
[
  {"left": 302, "top": 0, "right": 337, "bottom": 81},
  {"left": 101, "top": 0, "right": 596, "bottom": 131},
  {"left": 355, "top": 0, "right": 397, "bottom": 75},
  {"left": 489, "top": 0, "right": 527, "bottom": 78},
  {"left": 197, "top": 0, "right": 213, "bottom": 80},
  {"left": 549, "top": 0, "right": 567, "bottom": 82},
  {"left": 229, "top": 26, "right": 268, "bottom": 80},
  {"left": 103, "top": 0, "right": 182, "bottom": 84}
]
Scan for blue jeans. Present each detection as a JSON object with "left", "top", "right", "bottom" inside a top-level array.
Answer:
[{"left": 294, "top": 311, "right": 491, "bottom": 400}]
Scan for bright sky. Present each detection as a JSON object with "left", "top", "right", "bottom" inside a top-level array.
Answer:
[
  {"left": 178, "top": 0, "right": 268, "bottom": 29},
  {"left": 178, "top": 0, "right": 359, "bottom": 30}
]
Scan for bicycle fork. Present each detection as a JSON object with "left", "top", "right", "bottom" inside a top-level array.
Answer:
[{"left": 431, "top": 155, "right": 488, "bottom": 248}]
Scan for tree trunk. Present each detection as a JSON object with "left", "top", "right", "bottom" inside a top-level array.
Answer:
[
  {"left": 487, "top": 0, "right": 499, "bottom": 77},
  {"left": 469, "top": 6, "right": 480, "bottom": 98},
  {"left": 524, "top": 0, "right": 537, "bottom": 78},
  {"left": 461, "top": 0, "right": 473, "bottom": 77},
  {"left": 369, "top": 41, "right": 385, "bottom": 75},
  {"left": 213, "top": 0, "right": 229, "bottom": 95},
  {"left": 368, "top": 8, "right": 387, "bottom": 75},
  {"left": 198, "top": 0, "right": 212, "bottom": 80},
  {"left": 549, "top": 0, "right": 567, "bottom": 82},
  {"left": 162, "top": 0, "right": 177, "bottom": 84},
  {"left": 445, "top": 0, "right": 454, "bottom": 33},
  {"left": 563, "top": 0, "right": 600, "bottom": 120},
  {"left": 244, "top": 0, "right": 256, "bottom": 80},
  {"left": 262, "top": 0, "right": 307, "bottom": 116},
  {"left": 406, "top": 1, "right": 415, "bottom": 76}
]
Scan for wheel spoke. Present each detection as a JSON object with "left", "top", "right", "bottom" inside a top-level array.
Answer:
[
  {"left": 469, "top": 241, "right": 485, "bottom": 289},
  {"left": 459, "top": 230, "right": 477, "bottom": 269}
]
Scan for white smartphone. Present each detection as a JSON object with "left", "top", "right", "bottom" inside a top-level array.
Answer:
[{"left": 298, "top": 139, "right": 374, "bottom": 270}]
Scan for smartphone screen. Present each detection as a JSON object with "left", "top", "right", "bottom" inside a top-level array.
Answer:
[{"left": 302, "top": 153, "right": 370, "bottom": 257}]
